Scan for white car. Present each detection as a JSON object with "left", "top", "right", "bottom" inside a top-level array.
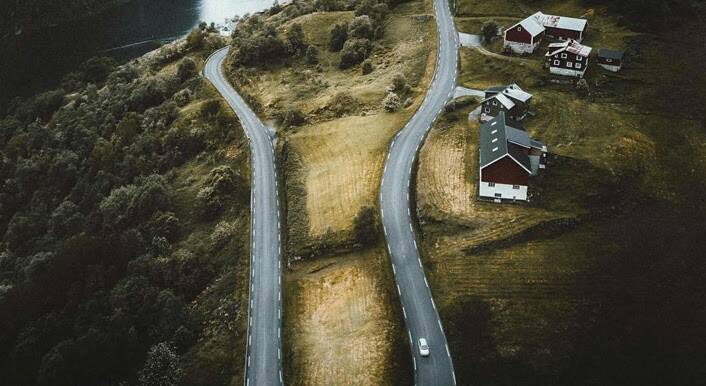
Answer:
[{"left": 418, "top": 338, "right": 430, "bottom": 357}]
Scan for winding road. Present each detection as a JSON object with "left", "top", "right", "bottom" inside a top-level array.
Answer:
[
  {"left": 379, "top": 0, "right": 458, "bottom": 384},
  {"left": 203, "top": 47, "right": 284, "bottom": 386}
]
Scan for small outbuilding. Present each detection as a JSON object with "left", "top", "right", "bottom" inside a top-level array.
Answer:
[
  {"left": 480, "top": 84, "right": 533, "bottom": 122},
  {"left": 478, "top": 112, "right": 547, "bottom": 203},
  {"left": 597, "top": 48, "right": 625, "bottom": 72}
]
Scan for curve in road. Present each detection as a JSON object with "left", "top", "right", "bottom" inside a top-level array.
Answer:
[
  {"left": 204, "top": 47, "right": 284, "bottom": 386},
  {"left": 379, "top": 0, "right": 459, "bottom": 384}
]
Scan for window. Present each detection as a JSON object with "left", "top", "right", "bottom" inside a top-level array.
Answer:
[
  {"left": 513, "top": 185, "right": 520, "bottom": 189},
  {"left": 517, "top": 26, "right": 522, "bottom": 31},
  {"left": 492, "top": 138, "right": 498, "bottom": 143},
  {"left": 561, "top": 53, "right": 567, "bottom": 59},
  {"left": 492, "top": 100, "right": 497, "bottom": 106},
  {"left": 554, "top": 54, "right": 558, "bottom": 58},
  {"left": 553, "top": 60, "right": 559, "bottom": 66},
  {"left": 576, "top": 55, "right": 582, "bottom": 61},
  {"left": 484, "top": 107, "right": 490, "bottom": 113},
  {"left": 488, "top": 182, "right": 495, "bottom": 187},
  {"left": 606, "top": 58, "right": 612, "bottom": 63},
  {"left": 494, "top": 193, "right": 502, "bottom": 198},
  {"left": 575, "top": 63, "right": 582, "bottom": 69},
  {"left": 567, "top": 62, "right": 573, "bottom": 68}
]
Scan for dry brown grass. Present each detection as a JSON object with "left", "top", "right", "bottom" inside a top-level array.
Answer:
[
  {"left": 289, "top": 113, "right": 410, "bottom": 237},
  {"left": 284, "top": 247, "right": 403, "bottom": 386},
  {"left": 269, "top": 2, "right": 438, "bottom": 247}
]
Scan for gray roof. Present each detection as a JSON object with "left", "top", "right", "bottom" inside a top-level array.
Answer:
[
  {"left": 479, "top": 112, "right": 542, "bottom": 173},
  {"left": 598, "top": 48, "right": 624, "bottom": 60},
  {"left": 532, "top": 11, "right": 587, "bottom": 32},
  {"left": 483, "top": 84, "right": 533, "bottom": 105}
]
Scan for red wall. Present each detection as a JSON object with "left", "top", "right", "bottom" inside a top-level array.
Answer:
[
  {"left": 545, "top": 26, "right": 582, "bottom": 40},
  {"left": 481, "top": 156, "right": 529, "bottom": 185},
  {"left": 505, "top": 25, "right": 532, "bottom": 44}
]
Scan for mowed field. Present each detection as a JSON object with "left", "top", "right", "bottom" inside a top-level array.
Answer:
[
  {"left": 283, "top": 246, "right": 410, "bottom": 386},
  {"left": 264, "top": 0, "right": 437, "bottom": 251},
  {"left": 417, "top": 0, "right": 706, "bottom": 384}
]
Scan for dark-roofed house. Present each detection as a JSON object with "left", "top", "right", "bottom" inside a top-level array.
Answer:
[
  {"left": 479, "top": 112, "right": 547, "bottom": 202},
  {"left": 480, "top": 84, "right": 533, "bottom": 122},
  {"left": 597, "top": 48, "right": 624, "bottom": 72},
  {"left": 545, "top": 39, "right": 592, "bottom": 77}
]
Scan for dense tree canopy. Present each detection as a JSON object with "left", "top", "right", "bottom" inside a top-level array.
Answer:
[{"left": 0, "top": 37, "right": 247, "bottom": 385}]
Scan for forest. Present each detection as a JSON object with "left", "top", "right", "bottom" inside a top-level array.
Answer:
[{"left": 0, "top": 29, "right": 252, "bottom": 385}]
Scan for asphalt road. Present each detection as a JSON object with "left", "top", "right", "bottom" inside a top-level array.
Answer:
[
  {"left": 379, "top": 0, "right": 459, "bottom": 384},
  {"left": 204, "top": 47, "right": 284, "bottom": 386}
]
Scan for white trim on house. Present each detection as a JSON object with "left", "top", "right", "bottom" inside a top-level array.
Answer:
[
  {"left": 503, "top": 40, "right": 540, "bottom": 54},
  {"left": 479, "top": 179, "right": 528, "bottom": 201},
  {"left": 598, "top": 63, "right": 621, "bottom": 72},
  {"left": 549, "top": 66, "right": 586, "bottom": 77}
]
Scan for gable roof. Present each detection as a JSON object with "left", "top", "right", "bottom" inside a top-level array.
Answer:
[
  {"left": 482, "top": 92, "right": 515, "bottom": 109},
  {"left": 483, "top": 84, "right": 533, "bottom": 104},
  {"left": 546, "top": 39, "right": 592, "bottom": 57},
  {"left": 508, "top": 16, "right": 545, "bottom": 37},
  {"left": 598, "top": 48, "right": 624, "bottom": 60},
  {"left": 503, "top": 84, "right": 533, "bottom": 103},
  {"left": 479, "top": 112, "right": 537, "bottom": 173},
  {"left": 532, "top": 11, "right": 587, "bottom": 32}
]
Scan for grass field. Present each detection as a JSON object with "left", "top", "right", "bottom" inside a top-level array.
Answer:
[
  {"left": 283, "top": 246, "right": 411, "bottom": 386},
  {"left": 419, "top": 1, "right": 706, "bottom": 384},
  {"left": 258, "top": 0, "right": 438, "bottom": 253}
]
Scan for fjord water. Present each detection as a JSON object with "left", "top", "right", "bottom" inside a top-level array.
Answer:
[{"left": 0, "top": 0, "right": 275, "bottom": 108}]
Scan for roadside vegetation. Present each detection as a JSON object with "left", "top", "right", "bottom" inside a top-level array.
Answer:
[
  {"left": 418, "top": 0, "right": 706, "bottom": 385},
  {"left": 224, "top": 0, "right": 434, "bottom": 383},
  {"left": 0, "top": 29, "right": 253, "bottom": 386}
]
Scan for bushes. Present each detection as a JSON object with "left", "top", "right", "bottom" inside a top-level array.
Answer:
[
  {"left": 362, "top": 59, "right": 373, "bottom": 74},
  {"left": 348, "top": 15, "right": 374, "bottom": 39},
  {"left": 390, "top": 72, "right": 410, "bottom": 94},
  {"left": 328, "top": 92, "right": 358, "bottom": 116},
  {"left": 138, "top": 342, "right": 183, "bottom": 386},
  {"left": 314, "top": 0, "right": 345, "bottom": 11},
  {"left": 186, "top": 28, "right": 205, "bottom": 50},
  {"left": 383, "top": 92, "right": 401, "bottom": 112},
  {"left": 280, "top": 108, "right": 306, "bottom": 128},
  {"left": 196, "top": 166, "right": 245, "bottom": 219},
  {"left": 329, "top": 22, "right": 349, "bottom": 52},
  {"left": 80, "top": 57, "right": 117, "bottom": 84},
  {"left": 339, "top": 38, "right": 372, "bottom": 69},
  {"left": 305, "top": 45, "right": 319, "bottom": 64},
  {"left": 229, "top": 15, "right": 300, "bottom": 68},
  {"left": 210, "top": 221, "right": 235, "bottom": 251},
  {"left": 481, "top": 20, "right": 499, "bottom": 45},
  {"left": 353, "top": 206, "right": 380, "bottom": 246},
  {"left": 285, "top": 23, "right": 306, "bottom": 56},
  {"left": 176, "top": 58, "right": 197, "bottom": 82}
]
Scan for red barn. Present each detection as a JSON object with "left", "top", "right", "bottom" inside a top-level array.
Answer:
[
  {"left": 478, "top": 112, "right": 547, "bottom": 203},
  {"left": 503, "top": 17, "right": 545, "bottom": 54},
  {"left": 532, "top": 11, "right": 587, "bottom": 42}
]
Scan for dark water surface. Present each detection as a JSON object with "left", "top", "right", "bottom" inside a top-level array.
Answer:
[{"left": 0, "top": 0, "right": 275, "bottom": 109}]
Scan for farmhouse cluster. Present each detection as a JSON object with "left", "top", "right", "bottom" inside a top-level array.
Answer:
[
  {"left": 476, "top": 84, "right": 547, "bottom": 203},
  {"left": 503, "top": 11, "right": 625, "bottom": 75},
  {"left": 472, "top": 10, "right": 629, "bottom": 203}
]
